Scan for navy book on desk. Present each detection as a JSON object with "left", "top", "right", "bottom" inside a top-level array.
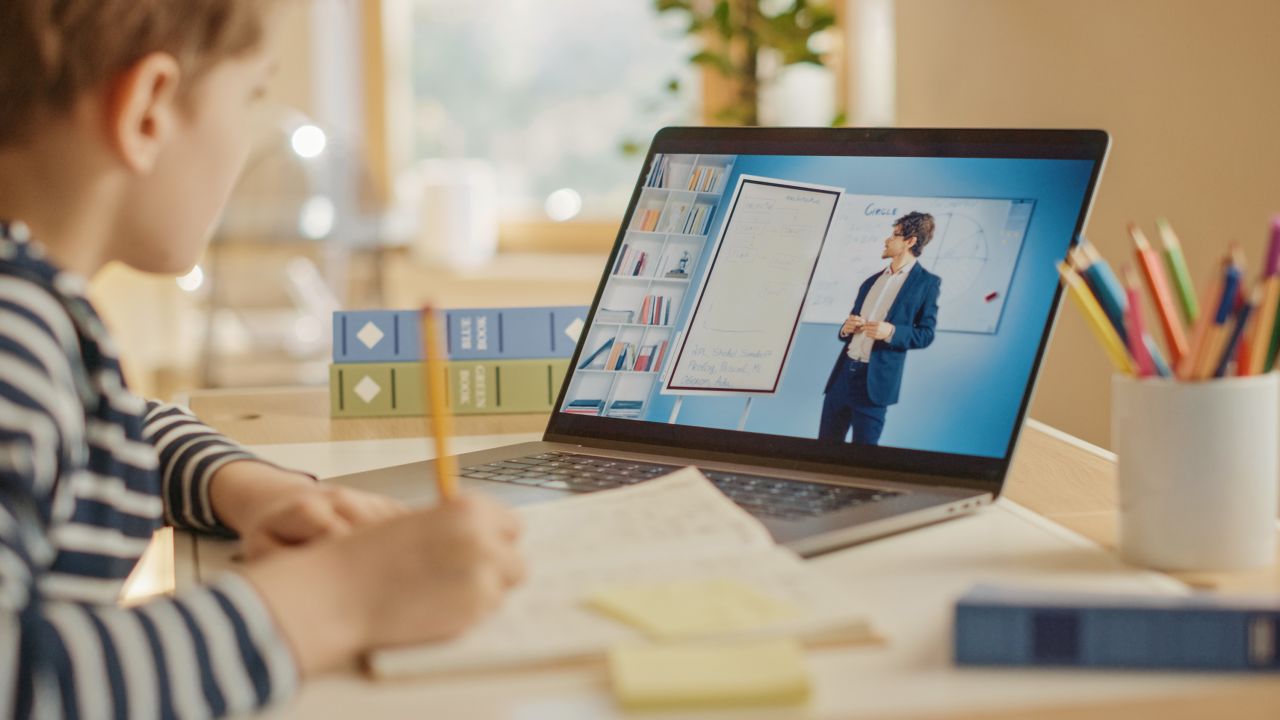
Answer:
[{"left": 954, "top": 584, "right": 1280, "bottom": 671}]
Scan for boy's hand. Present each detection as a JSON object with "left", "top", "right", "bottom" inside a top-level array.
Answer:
[
  {"left": 345, "top": 494, "right": 525, "bottom": 648},
  {"left": 238, "top": 483, "right": 407, "bottom": 559},
  {"left": 242, "top": 493, "right": 526, "bottom": 676},
  {"left": 210, "top": 460, "right": 407, "bottom": 558}
]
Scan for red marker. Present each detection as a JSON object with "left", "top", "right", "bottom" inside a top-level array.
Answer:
[{"left": 984, "top": 291, "right": 999, "bottom": 303}]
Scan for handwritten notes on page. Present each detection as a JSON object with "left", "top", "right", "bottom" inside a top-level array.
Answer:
[{"left": 366, "top": 468, "right": 874, "bottom": 678}]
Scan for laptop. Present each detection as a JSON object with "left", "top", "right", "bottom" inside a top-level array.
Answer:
[{"left": 332, "top": 127, "right": 1109, "bottom": 556}]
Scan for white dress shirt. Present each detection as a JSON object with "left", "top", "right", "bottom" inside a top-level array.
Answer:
[{"left": 846, "top": 256, "right": 916, "bottom": 362}]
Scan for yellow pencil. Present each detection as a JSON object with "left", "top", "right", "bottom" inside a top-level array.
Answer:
[
  {"left": 1057, "top": 262, "right": 1137, "bottom": 376},
  {"left": 422, "top": 305, "right": 459, "bottom": 500}
]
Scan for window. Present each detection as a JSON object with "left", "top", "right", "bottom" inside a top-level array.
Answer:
[{"left": 407, "top": 0, "right": 701, "bottom": 222}]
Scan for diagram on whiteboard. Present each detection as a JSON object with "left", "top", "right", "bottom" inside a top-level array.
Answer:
[
  {"left": 666, "top": 176, "right": 844, "bottom": 395},
  {"left": 802, "top": 195, "right": 1035, "bottom": 334}
]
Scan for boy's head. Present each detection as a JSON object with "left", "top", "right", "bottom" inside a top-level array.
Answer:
[{"left": 0, "top": 0, "right": 283, "bottom": 275}]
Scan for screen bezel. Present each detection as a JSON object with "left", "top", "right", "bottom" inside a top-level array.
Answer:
[{"left": 545, "top": 127, "right": 1110, "bottom": 495}]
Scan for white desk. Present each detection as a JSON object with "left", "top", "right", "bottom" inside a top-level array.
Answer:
[{"left": 176, "top": 431, "right": 1278, "bottom": 720}]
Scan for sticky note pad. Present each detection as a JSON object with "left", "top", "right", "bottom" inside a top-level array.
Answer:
[
  {"left": 608, "top": 640, "right": 811, "bottom": 710},
  {"left": 586, "top": 579, "right": 798, "bottom": 639}
]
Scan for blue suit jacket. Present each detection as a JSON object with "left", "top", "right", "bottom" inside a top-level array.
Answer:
[{"left": 824, "top": 262, "right": 941, "bottom": 407}]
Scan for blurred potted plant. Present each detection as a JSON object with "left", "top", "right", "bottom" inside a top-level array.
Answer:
[{"left": 655, "top": 0, "right": 840, "bottom": 126}]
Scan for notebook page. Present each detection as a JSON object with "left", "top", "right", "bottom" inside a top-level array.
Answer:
[
  {"left": 368, "top": 545, "right": 873, "bottom": 678},
  {"left": 516, "top": 467, "right": 776, "bottom": 572}
]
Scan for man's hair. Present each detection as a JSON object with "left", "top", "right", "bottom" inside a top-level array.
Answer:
[
  {"left": 895, "top": 211, "right": 936, "bottom": 257},
  {"left": 0, "top": 0, "right": 272, "bottom": 146}
]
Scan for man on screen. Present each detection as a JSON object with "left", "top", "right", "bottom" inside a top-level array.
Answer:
[{"left": 819, "top": 212, "right": 941, "bottom": 445}]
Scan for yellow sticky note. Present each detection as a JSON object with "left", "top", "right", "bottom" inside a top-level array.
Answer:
[
  {"left": 586, "top": 579, "right": 799, "bottom": 640},
  {"left": 608, "top": 640, "right": 811, "bottom": 710}
]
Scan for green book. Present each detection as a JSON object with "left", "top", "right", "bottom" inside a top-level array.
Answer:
[{"left": 331, "top": 359, "right": 569, "bottom": 418}]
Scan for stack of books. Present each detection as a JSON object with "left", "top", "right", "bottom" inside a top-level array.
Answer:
[
  {"left": 605, "top": 400, "right": 645, "bottom": 419},
  {"left": 563, "top": 398, "right": 606, "bottom": 416},
  {"left": 330, "top": 306, "right": 587, "bottom": 418}
]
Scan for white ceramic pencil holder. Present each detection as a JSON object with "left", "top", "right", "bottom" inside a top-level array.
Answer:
[{"left": 1112, "top": 373, "right": 1279, "bottom": 571}]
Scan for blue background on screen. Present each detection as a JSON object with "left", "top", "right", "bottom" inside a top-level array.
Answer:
[{"left": 590, "top": 154, "right": 1096, "bottom": 458}]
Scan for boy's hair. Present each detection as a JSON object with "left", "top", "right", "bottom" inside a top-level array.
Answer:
[
  {"left": 0, "top": 0, "right": 272, "bottom": 146},
  {"left": 894, "top": 211, "right": 936, "bottom": 257}
]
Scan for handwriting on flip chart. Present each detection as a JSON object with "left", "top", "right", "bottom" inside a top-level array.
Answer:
[{"left": 666, "top": 177, "right": 843, "bottom": 394}]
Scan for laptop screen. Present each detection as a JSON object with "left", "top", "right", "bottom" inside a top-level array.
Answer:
[{"left": 550, "top": 129, "right": 1106, "bottom": 485}]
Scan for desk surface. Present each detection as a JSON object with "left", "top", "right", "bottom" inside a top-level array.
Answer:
[{"left": 185, "top": 387, "right": 1280, "bottom": 719}]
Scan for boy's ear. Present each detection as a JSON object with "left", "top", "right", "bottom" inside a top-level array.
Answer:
[{"left": 106, "top": 53, "right": 182, "bottom": 174}]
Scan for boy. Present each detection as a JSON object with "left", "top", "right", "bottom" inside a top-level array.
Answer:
[{"left": 0, "top": 2, "right": 525, "bottom": 718}]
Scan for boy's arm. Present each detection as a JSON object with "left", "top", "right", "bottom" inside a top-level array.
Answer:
[
  {"left": 0, "top": 498, "right": 298, "bottom": 719},
  {"left": 140, "top": 401, "right": 314, "bottom": 535},
  {"left": 0, "top": 352, "right": 298, "bottom": 718}
]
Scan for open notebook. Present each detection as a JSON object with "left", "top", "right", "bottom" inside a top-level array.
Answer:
[{"left": 368, "top": 468, "right": 876, "bottom": 679}]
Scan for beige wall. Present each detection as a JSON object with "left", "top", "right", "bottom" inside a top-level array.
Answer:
[{"left": 895, "top": 0, "right": 1280, "bottom": 447}]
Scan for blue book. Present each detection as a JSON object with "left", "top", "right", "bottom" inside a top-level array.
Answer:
[
  {"left": 333, "top": 306, "right": 587, "bottom": 362},
  {"left": 954, "top": 584, "right": 1280, "bottom": 671}
]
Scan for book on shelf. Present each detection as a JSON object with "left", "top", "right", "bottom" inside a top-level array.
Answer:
[
  {"left": 612, "top": 244, "right": 649, "bottom": 277},
  {"left": 636, "top": 205, "right": 663, "bottom": 232},
  {"left": 640, "top": 295, "right": 672, "bottom": 326},
  {"left": 595, "top": 307, "right": 635, "bottom": 324},
  {"left": 954, "top": 584, "right": 1280, "bottom": 671},
  {"left": 367, "top": 470, "right": 875, "bottom": 679},
  {"left": 652, "top": 340, "right": 669, "bottom": 371},
  {"left": 635, "top": 344, "right": 656, "bottom": 372},
  {"left": 333, "top": 306, "right": 587, "bottom": 363},
  {"left": 682, "top": 203, "right": 714, "bottom": 236},
  {"left": 631, "top": 340, "right": 669, "bottom": 373},
  {"left": 578, "top": 337, "right": 616, "bottom": 369},
  {"left": 687, "top": 165, "right": 722, "bottom": 193},
  {"left": 563, "top": 398, "right": 606, "bottom": 416},
  {"left": 646, "top": 155, "right": 670, "bottom": 188},
  {"left": 605, "top": 341, "right": 636, "bottom": 371},
  {"left": 606, "top": 399, "right": 645, "bottom": 419},
  {"left": 330, "top": 359, "right": 569, "bottom": 418}
]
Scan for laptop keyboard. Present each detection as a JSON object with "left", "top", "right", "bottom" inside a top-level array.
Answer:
[{"left": 460, "top": 450, "right": 901, "bottom": 520}]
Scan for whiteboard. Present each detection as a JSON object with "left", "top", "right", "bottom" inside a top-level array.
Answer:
[
  {"left": 664, "top": 176, "right": 844, "bottom": 395},
  {"left": 802, "top": 195, "right": 1035, "bottom": 334}
]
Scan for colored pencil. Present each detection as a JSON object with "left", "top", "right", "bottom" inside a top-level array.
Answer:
[
  {"left": 1129, "top": 223, "right": 1188, "bottom": 365},
  {"left": 1156, "top": 218, "right": 1199, "bottom": 324},
  {"left": 1177, "top": 256, "right": 1226, "bottom": 380},
  {"left": 421, "top": 305, "right": 459, "bottom": 500},
  {"left": 1123, "top": 267, "right": 1157, "bottom": 377},
  {"left": 1057, "top": 262, "right": 1137, "bottom": 376},
  {"left": 1193, "top": 247, "right": 1243, "bottom": 380},
  {"left": 1215, "top": 284, "right": 1262, "bottom": 378},
  {"left": 1073, "top": 242, "right": 1129, "bottom": 344},
  {"left": 1260, "top": 217, "right": 1280, "bottom": 372}
]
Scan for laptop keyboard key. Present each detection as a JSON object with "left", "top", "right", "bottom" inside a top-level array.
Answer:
[{"left": 469, "top": 452, "right": 900, "bottom": 518}]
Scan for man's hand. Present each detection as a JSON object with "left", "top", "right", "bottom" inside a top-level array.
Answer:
[
  {"left": 862, "top": 320, "right": 895, "bottom": 341},
  {"left": 210, "top": 461, "right": 408, "bottom": 559},
  {"left": 840, "top": 314, "right": 865, "bottom": 337}
]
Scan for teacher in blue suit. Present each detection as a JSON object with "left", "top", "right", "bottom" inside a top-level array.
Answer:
[{"left": 819, "top": 211, "right": 941, "bottom": 445}]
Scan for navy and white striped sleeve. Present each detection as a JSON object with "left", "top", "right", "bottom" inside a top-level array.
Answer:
[
  {"left": 1, "top": 289, "right": 299, "bottom": 718},
  {"left": 141, "top": 402, "right": 258, "bottom": 535}
]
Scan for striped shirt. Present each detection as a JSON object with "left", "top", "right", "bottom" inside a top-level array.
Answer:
[{"left": 0, "top": 222, "right": 297, "bottom": 718}]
